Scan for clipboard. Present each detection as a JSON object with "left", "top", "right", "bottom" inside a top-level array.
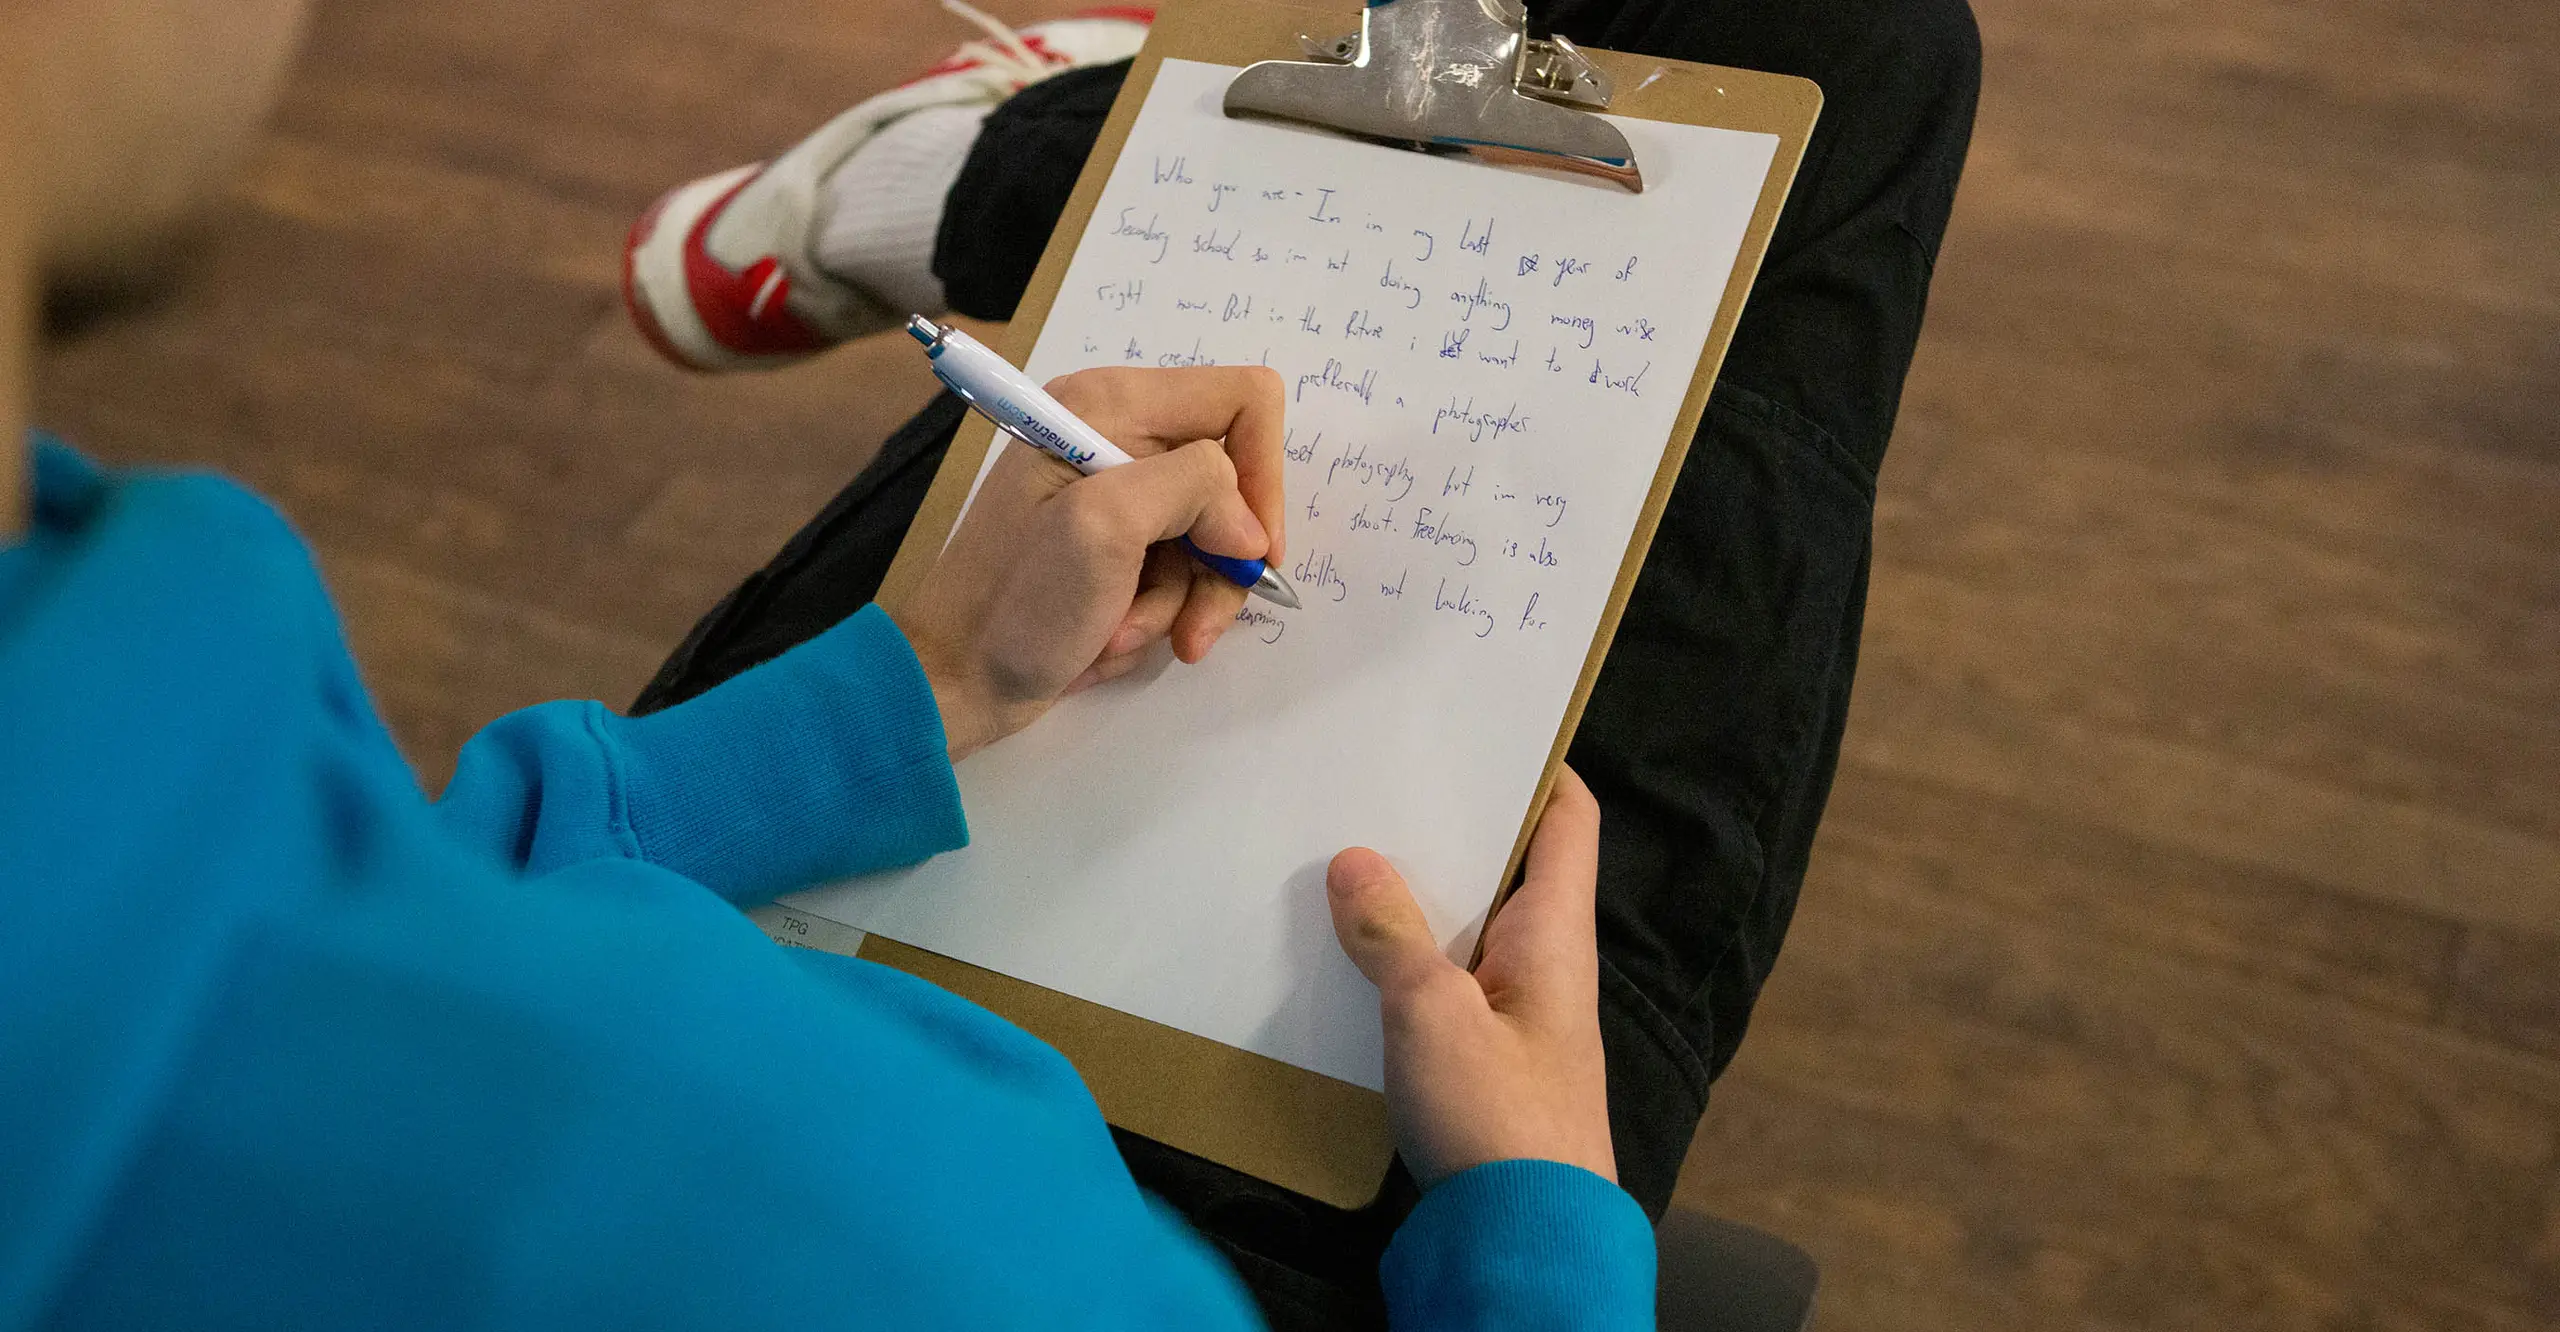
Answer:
[{"left": 776, "top": 0, "right": 1819, "bottom": 1210}]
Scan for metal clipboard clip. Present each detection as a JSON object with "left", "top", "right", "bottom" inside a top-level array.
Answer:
[{"left": 1222, "top": 0, "right": 1642, "bottom": 192}]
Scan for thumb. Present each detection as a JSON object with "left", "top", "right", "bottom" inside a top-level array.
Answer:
[
  {"left": 1473, "top": 766, "right": 1602, "bottom": 1014},
  {"left": 1080, "top": 438, "right": 1269, "bottom": 561},
  {"left": 1326, "top": 848, "right": 1461, "bottom": 998}
]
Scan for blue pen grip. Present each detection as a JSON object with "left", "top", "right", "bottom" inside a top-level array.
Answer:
[{"left": 1177, "top": 536, "right": 1265, "bottom": 591}]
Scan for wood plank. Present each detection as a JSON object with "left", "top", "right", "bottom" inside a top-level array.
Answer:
[
  {"left": 1862, "top": 563, "right": 2560, "bottom": 848},
  {"left": 1841, "top": 644, "right": 2560, "bottom": 937},
  {"left": 1682, "top": 813, "right": 2560, "bottom": 1330},
  {"left": 1816, "top": 769, "right": 2462, "bottom": 1025},
  {"left": 314, "top": 544, "right": 670, "bottom": 790},
  {"left": 2449, "top": 926, "right": 2560, "bottom": 1066}
]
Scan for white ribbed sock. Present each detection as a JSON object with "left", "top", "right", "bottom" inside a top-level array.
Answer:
[{"left": 811, "top": 104, "right": 993, "bottom": 316}]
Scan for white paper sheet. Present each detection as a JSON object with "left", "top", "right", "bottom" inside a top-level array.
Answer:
[{"left": 789, "top": 60, "right": 1779, "bottom": 1090}]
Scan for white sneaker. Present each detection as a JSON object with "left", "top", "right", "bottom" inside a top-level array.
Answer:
[{"left": 624, "top": 3, "right": 1155, "bottom": 372}]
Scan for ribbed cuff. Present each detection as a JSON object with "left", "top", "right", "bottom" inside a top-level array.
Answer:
[
  {"left": 607, "top": 604, "right": 967, "bottom": 907},
  {"left": 1381, "top": 1159, "right": 1655, "bottom": 1331}
]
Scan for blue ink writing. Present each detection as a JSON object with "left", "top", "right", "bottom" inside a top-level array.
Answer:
[
  {"left": 1588, "top": 358, "right": 1649, "bottom": 395},
  {"left": 1449, "top": 279, "right": 1513, "bottom": 329},
  {"left": 1380, "top": 259, "right": 1424, "bottom": 309},
  {"left": 1326, "top": 441, "right": 1417, "bottom": 500},
  {"left": 1295, "top": 358, "right": 1378, "bottom": 407},
  {"left": 1291, "top": 549, "right": 1352, "bottom": 603},
  {"left": 1411, "top": 507, "right": 1480, "bottom": 566},
  {"left": 1157, "top": 338, "right": 1215, "bottom": 367},
  {"left": 1432, "top": 396, "right": 1532, "bottom": 444},
  {"left": 1433, "top": 579, "right": 1496, "bottom": 638},
  {"left": 1112, "top": 208, "right": 1170, "bottom": 264},
  {"left": 1233, "top": 605, "right": 1287, "bottom": 644}
]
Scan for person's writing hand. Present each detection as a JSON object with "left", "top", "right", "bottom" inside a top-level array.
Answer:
[
  {"left": 891, "top": 365, "right": 1287, "bottom": 760},
  {"left": 1325, "top": 767, "right": 1616, "bottom": 1188}
]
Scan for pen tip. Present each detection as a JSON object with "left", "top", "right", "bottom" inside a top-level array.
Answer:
[
  {"left": 906, "top": 315, "right": 941, "bottom": 346},
  {"left": 1260, "top": 570, "right": 1304, "bottom": 610}
]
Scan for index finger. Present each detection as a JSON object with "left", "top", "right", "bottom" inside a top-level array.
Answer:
[{"left": 1050, "top": 366, "right": 1289, "bottom": 564}]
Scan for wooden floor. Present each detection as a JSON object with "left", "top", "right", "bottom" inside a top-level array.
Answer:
[{"left": 34, "top": 1, "right": 2559, "bottom": 1327}]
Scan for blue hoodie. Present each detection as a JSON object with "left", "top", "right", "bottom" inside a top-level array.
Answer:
[{"left": 0, "top": 438, "right": 1653, "bottom": 1330}]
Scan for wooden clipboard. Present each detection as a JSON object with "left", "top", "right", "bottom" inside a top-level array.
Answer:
[{"left": 791, "top": 0, "right": 1819, "bottom": 1210}]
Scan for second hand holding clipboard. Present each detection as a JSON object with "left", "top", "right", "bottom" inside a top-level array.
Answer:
[{"left": 786, "top": 0, "right": 1821, "bottom": 1209}]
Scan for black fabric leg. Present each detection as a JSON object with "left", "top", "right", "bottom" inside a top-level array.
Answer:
[
  {"left": 634, "top": 4, "right": 1980, "bottom": 1324},
  {"left": 1533, "top": 0, "right": 1981, "bottom": 1214}
]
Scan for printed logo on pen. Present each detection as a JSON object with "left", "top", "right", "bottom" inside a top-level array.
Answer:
[{"left": 999, "top": 397, "right": 1098, "bottom": 467}]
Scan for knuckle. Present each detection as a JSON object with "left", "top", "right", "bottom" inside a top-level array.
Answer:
[
  {"left": 1046, "top": 369, "right": 1119, "bottom": 417},
  {"left": 1189, "top": 439, "right": 1238, "bottom": 485},
  {"left": 1349, "top": 901, "right": 1407, "bottom": 949},
  {"left": 1054, "top": 488, "right": 1131, "bottom": 553}
]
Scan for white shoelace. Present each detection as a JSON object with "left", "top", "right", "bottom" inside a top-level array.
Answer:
[{"left": 937, "top": 0, "right": 1060, "bottom": 87}]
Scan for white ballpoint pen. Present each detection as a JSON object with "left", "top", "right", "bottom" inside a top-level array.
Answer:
[{"left": 907, "top": 315, "right": 1303, "bottom": 610}]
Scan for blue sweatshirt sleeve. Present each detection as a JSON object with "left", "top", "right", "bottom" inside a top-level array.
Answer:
[
  {"left": 435, "top": 604, "right": 967, "bottom": 906},
  {"left": 1381, "top": 1160, "right": 1656, "bottom": 1331}
]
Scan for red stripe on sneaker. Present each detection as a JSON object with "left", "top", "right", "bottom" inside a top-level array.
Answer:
[{"left": 678, "top": 173, "right": 830, "bottom": 360}]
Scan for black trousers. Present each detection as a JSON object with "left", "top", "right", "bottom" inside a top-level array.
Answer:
[{"left": 635, "top": 2, "right": 1979, "bottom": 1324}]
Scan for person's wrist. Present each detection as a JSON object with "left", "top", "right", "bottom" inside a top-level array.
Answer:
[
  {"left": 886, "top": 609, "right": 996, "bottom": 762},
  {"left": 919, "top": 657, "right": 1001, "bottom": 763}
]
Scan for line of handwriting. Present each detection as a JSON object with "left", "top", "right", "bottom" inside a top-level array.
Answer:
[
  {"left": 1295, "top": 358, "right": 1378, "bottom": 407},
  {"left": 1224, "top": 569, "right": 1558, "bottom": 641},
  {"left": 1431, "top": 396, "right": 1532, "bottom": 444}
]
